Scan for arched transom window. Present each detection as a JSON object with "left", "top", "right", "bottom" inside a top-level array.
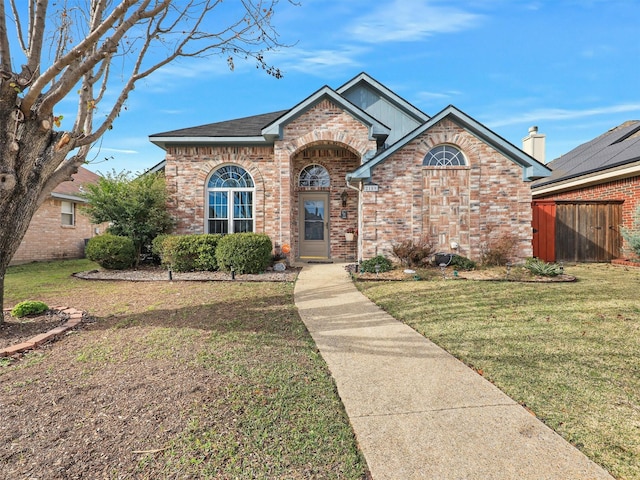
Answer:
[
  {"left": 299, "top": 164, "right": 330, "bottom": 187},
  {"left": 207, "top": 165, "right": 254, "bottom": 234},
  {"left": 423, "top": 145, "right": 466, "bottom": 166}
]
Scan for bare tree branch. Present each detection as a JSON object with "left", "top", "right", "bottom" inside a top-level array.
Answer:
[{"left": 0, "top": 2, "right": 13, "bottom": 71}]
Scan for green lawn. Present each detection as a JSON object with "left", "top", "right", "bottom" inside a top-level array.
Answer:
[
  {"left": 356, "top": 263, "right": 640, "bottom": 480},
  {"left": 2, "top": 260, "right": 368, "bottom": 479}
]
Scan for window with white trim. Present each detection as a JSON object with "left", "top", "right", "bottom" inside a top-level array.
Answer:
[
  {"left": 61, "top": 201, "right": 75, "bottom": 226},
  {"left": 423, "top": 145, "right": 466, "bottom": 166},
  {"left": 206, "top": 165, "right": 254, "bottom": 234},
  {"left": 299, "top": 164, "right": 330, "bottom": 187}
]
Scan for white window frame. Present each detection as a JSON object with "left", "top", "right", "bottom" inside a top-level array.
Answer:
[
  {"left": 298, "top": 164, "right": 330, "bottom": 187},
  {"left": 61, "top": 200, "right": 75, "bottom": 226},
  {"left": 423, "top": 145, "right": 466, "bottom": 166},
  {"left": 206, "top": 165, "right": 255, "bottom": 234}
]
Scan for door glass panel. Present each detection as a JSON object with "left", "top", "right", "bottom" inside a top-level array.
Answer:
[{"left": 304, "top": 200, "right": 325, "bottom": 240}]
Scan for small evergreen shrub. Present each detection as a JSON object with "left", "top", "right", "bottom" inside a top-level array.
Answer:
[
  {"left": 216, "top": 233, "right": 273, "bottom": 274},
  {"left": 392, "top": 237, "right": 435, "bottom": 267},
  {"left": 524, "top": 258, "right": 563, "bottom": 277},
  {"left": 11, "top": 300, "right": 49, "bottom": 318},
  {"left": 360, "top": 255, "right": 393, "bottom": 273},
  {"left": 449, "top": 254, "right": 477, "bottom": 271},
  {"left": 152, "top": 234, "right": 222, "bottom": 272},
  {"left": 85, "top": 234, "right": 136, "bottom": 270}
]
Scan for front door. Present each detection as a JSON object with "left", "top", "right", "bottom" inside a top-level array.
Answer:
[{"left": 299, "top": 193, "right": 329, "bottom": 258}]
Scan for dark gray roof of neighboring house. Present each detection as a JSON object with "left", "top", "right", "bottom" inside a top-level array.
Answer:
[
  {"left": 151, "top": 110, "right": 289, "bottom": 138},
  {"left": 533, "top": 120, "right": 640, "bottom": 188}
]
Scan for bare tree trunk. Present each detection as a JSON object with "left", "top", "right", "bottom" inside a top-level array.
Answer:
[{"left": 0, "top": 90, "right": 78, "bottom": 317}]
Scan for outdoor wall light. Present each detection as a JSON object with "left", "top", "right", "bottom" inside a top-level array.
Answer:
[{"left": 341, "top": 190, "right": 348, "bottom": 207}]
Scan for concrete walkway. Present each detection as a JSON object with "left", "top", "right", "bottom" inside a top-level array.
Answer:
[{"left": 293, "top": 262, "right": 614, "bottom": 480}]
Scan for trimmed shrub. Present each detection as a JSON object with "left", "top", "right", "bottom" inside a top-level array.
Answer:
[
  {"left": 360, "top": 255, "right": 393, "bottom": 273},
  {"left": 152, "top": 234, "right": 222, "bottom": 272},
  {"left": 11, "top": 300, "right": 49, "bottom": 318},
  {"left": 449, "top": 254, "right": 477, "bottom": 271},
  {"left": 85, "top": 234, "right": 136, "bottom": 270},
  {"left": 216, "top": 233, "right": 273, "bottom": 274}
]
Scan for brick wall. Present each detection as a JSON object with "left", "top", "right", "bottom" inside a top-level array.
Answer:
[
  {"left": 361, "top": 119, "right": 533, "bottom": 262},
  {"left": 11, "top": 198, "right": 105, "bottom": 265},
  {"left": 536, "top": 175, "right": 640, "bottom": 257},
  {"left": 165, "top": 99, "right": 376, "bottom": 262},
  {"left": 165, "top": 107, "right": 534, "bottom": 263}
]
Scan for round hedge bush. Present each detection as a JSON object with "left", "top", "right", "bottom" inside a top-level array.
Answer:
[
  {"left": 360, "top": 255, "right": 393, "bottom": 273},
  {"left": 215, "top": 233, "right": 273, "bottom": 274},
  {"left": 11, "top": 300, "right": 49, "bottom": 318},
  {"left": 85, "top": 234, "right": 136, "bottom": 270}
]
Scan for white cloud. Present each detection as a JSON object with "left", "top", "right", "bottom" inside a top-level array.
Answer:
[
  {"left": 488, "top": 103, "right": 640, "bottom": 128},
  {"left": 349, "top": 1, "right": 483, "bottom": 43},
  {"left": 269, "top": 45, "right": 367, "bottom": 76}
]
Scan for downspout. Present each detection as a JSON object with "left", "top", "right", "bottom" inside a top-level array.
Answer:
[{"left": 345, "top": 174, "right": 362, "bottom": 262}]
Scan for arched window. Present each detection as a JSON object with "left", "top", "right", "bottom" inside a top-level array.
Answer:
[
  {"left": 423, "top": 145, "right": 466, "bottom": 166},
  {"left": 206, "top": 165, "right": 254, "bottom": 234},
  {"left": 299, "top": 164, "right": 330, "bottom": 187}
]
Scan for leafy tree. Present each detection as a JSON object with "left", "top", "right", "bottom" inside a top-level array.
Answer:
[
  {"left": 82, "top": 171, "right": 174, "bottom": 265},
  {"left": 0, "top": 0, "right": 292, "bottom": 314}
]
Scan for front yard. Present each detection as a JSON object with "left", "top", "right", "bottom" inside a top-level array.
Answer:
[
  {"left": 2, "top": 260, "right": 639, "bottom": 479},
  {"left": 357, "top": 263, "right": 640, "bottom": 480},
  {"left": 1, "top": 260, "right": 367, "bottom": 479}
]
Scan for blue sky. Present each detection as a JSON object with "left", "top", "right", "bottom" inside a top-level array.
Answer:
[{"left": 82, "top": 0, "right": 640, "bottom": 175}]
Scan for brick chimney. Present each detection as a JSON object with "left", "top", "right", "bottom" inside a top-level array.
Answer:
[{"left": 522, "top": 126, "right": 546, "bottom": 163}]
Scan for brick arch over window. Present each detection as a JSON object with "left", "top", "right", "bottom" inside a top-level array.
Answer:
[
  {"left": 288, "top": 138, "right": 364, "bottom": 160},
  {"left": 414, "top": 120, "right": 478, "bottom": 164}
]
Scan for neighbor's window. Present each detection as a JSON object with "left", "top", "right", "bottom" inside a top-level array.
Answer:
[
  {"left": 206, "top": 165, "right": 255, "bottom": 234},
  {"left": 61, "top": 201, "right": 75, "bottom": 226},
  {"left": 299, "top": 164, "right": 330, "bottom": 187},
  {"left": 423, "top": 145, "right": 466, "bottom": 166}
]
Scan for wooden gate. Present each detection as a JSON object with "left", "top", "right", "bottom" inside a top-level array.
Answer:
[
  {"left": 555, "top": 201, "right": 622, "bottom": 262},
  {"left": 532, "top": 200, "right": 556, "bottom": 262},
  {"left": 532, "top": 200, "right": 622, "bottom": 262}
]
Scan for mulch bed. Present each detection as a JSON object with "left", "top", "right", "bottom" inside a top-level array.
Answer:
[
  {"left": 0, "top": 310, "right": 70, "bottom": 350},
  {"left": 73, "top": 265, "right": 300, "bottom": 282}
]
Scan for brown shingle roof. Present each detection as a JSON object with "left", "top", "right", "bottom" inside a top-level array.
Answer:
[{"left": 52, "top": 166, "right": 101, "bottom": 198}]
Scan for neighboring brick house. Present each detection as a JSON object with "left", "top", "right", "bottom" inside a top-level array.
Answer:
[
  {"left": 150, "top": 73, "right": 550, "bottom": 263},
  {"left": 11, "top": 167, "right": 106, "bottom": 265},
  {"left": 532, "top": 121, "right": 640, "bottom": 262}
]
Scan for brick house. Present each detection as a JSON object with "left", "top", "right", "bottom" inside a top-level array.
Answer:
[
  {"left": 150, "top": 73, "right": 550, "bottom": 263},
  {"left": 11, "top": 167, "right": 106, "bottom": 265},
  {"left": 532, "top": 121, "right": 640, "bottom": 262}
]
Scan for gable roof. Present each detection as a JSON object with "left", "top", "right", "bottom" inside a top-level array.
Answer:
[
  {"left": 348, "top": 105, "right": 551, "bottom": 182},
  {"left": 532, "top": 120, "right": 640, "bottom": 193},
  {"left": 337, "top": 72, "right": 429, "bottom": 123},
  {"left": 51, "top": 166, "right": 101, "bottom": 202},
  {"left": 261, "top": 85, "right": 390, "bottom": 142},
  {"left": 149, "top": 110, "right": 289, "bottom": 149}
]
